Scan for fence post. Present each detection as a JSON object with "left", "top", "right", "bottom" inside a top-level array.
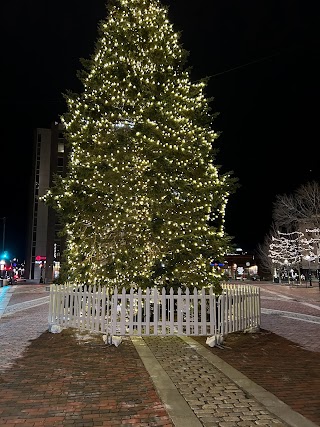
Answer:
[
  {"left": 185, "top": 287, "right": 190, "bottom": 335},
  {"left": 48, "top": 284, "right": 55, "bottom": 325}
]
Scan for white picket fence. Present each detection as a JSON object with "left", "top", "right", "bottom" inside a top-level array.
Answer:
[{"left": 48, "top": 283, "right": 261, "bottom": 337}]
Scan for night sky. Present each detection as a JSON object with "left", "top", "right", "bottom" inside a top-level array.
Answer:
[{"left": 1, "top": 0, "right": 319, "bottom": 261}]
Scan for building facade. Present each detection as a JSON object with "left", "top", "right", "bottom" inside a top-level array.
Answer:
[
  {"left": 25, "top": 122, "right": 68, "bottom": 283},
  {"left": 223, "top": 251, "right": 259, "bottom": 280}
]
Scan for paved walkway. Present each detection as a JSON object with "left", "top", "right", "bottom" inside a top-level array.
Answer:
[
  {"left": 0, "top": 283, "right": 319, "bottom": 427},
  {"left": 258, "top": 283, "right": 320, "bottom": 353}
]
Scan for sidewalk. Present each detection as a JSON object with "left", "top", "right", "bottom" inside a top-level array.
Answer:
[{"left": 0, "top": 284, "right": 319, "bottom": 427}]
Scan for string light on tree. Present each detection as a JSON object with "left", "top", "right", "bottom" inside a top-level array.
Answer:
[{"left": 42, "top": 0, "right": 235, "bottom": 291}]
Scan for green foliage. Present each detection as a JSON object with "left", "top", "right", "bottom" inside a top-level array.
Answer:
[{"left": 44, "top": 0, "right": 235, "bottom": 294}]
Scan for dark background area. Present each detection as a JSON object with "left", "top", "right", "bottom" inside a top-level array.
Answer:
[{"left": 1, "top": 0, "right": 319, "bottom": 261}]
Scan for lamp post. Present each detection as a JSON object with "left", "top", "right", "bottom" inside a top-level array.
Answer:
[
  {"left": 305, "top": 255, "right": 312, "bottom": 288},
  {"left": 284, "top": 259, "right": 289, "bottom": 284},
  {"left": 1, "top": 217, "right": 5, "bottom": 253}
]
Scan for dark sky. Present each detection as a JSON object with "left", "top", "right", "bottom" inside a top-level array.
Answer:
[{"left": 1, "top": 0, "right": 319, "bottom": 261}]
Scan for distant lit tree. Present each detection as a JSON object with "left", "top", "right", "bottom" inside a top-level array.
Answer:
[
  {"left": 269, "top": 231, "right": 304, "bottom": 278},
  {"left": 43, "top": 0, "right": 235, "bottom": 291},
  {"left": 268, "top": 230, "right": 320, "bottom": 282}
]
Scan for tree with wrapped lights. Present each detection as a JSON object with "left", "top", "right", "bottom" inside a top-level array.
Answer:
[
  {"left": 268, "top": 231, "right": 303, "bottom": 281},
  {"left": 44, "top": 0, "right": 234, "bottom": 291}
]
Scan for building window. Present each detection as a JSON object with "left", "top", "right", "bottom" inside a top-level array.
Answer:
[{"left": 58, "top": 142, "right": 65, "bottom": 153}]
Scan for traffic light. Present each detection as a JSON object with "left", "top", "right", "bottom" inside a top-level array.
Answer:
[{"left": 1, "top": 251, "right": 9, "bottom": 260}]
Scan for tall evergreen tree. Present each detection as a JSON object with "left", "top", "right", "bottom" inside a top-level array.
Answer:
[{"left": 44, "top": 0, "right": 234, "bottom": 291}]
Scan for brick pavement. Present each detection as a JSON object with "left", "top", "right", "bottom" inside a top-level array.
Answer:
[
  {"left": 0, "top": 283, "right": 319, "bottom": 427},
  {"left": 1, "top": 327, "right": 290, "bottom": 427},
  {"left": 0, "top": 328, "right": 174, "bottom": 427}
]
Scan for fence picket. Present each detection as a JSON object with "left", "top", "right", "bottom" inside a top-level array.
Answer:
[
  {"left": 137, "top": 288, "right": 142, "bottom": 335},
  {"left": 185, "top": 287, "right": 190, "bottom": 335},
  {"left": 168, "top": 288, "right": 173, "bottom": 335},
  {"left": 193, "top": 288, "right": 198, "bottom": 335},
  {"left": 88, "top": 285, "right": 93, "bottom": 331},
  {"left": 219, "top": 293, "right": 226, "bottom": 336},
  {"left": 208, "top": 288, "right": 215, "bottom": 336},
  {"left": 111, "top": 287, "right": 118, "bottom": 336},
  {"left": 161, "top": 288, "right": 166, "bottom": 335},
  {"left": 176, "top": 288, "right": 181, "bottom": 334},
  {"left": 146, "top": 288, "right": 152, "bottom": 336},
  {"left": 57, "top": 284, "right": 63, "bottom": 326},
  {"left": 120, "top": 287, "right": 126, "bottom": 335},
  {"left": 129, "top": 288, "right": 134, "bottom": 335},
  {"left": 200, "top": 288, "right": 206, "bottom": 335},
  {"left": 153, "top": 288, "right": 158, "bottom": 335}
]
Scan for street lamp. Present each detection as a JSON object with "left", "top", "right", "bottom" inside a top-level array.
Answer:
[
  {"left": 305, "top": 255, "right": 312, "bottom": 288},
  {"left": 284, "top": 259, "right": 289, "bottom": 284}
]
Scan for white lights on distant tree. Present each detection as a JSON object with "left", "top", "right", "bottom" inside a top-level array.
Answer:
[
  {"left": 269, "top": 230, "right": 320, "bottom": 268},
  {"left": 269, "top": 231, "right": 303, "bottom": 267}
]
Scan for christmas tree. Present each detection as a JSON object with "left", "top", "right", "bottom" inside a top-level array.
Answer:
[{"left": 44, "top": 0, "right": 234, "bottom": 291}]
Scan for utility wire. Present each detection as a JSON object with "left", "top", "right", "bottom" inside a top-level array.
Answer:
[
  {"left": 199, "top": 44, "right": 303, "bottom": 81},
  {"left": 207, "top": 51, "right": 282, "bottom": 79}
]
